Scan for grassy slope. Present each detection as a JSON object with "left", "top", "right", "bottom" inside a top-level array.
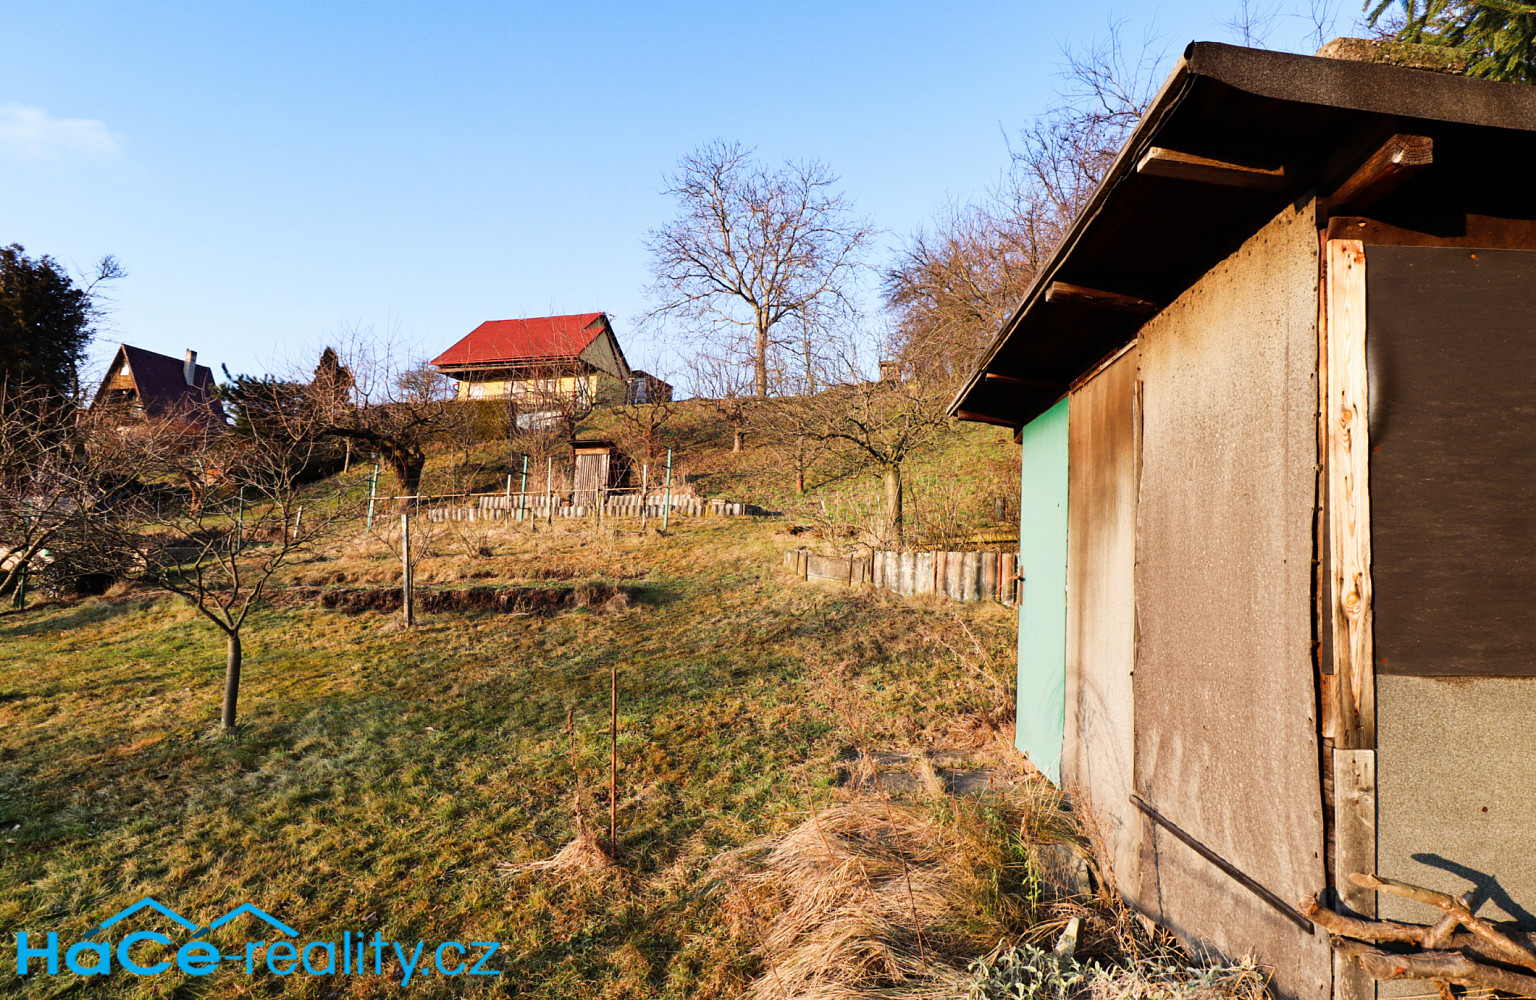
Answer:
[
  {"left": 447, "top": 399, "right": 1023, "bottom": 545},
  {"left": 0, "top": 515, "right": 1021, "bottom": 998}
]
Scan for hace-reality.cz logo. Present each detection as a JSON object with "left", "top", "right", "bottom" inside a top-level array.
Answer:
[{"left": 13, "top": 897, "right": 502, "bottom": 985}]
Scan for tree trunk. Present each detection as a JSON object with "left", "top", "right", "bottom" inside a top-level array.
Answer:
[
  {"left": 754, "top": 320, "right": 769, "bottom": 397},
  {"left": 733, "top": 426, "right": 744, "bottom": 452},
  {"left": 221, "top": 630, "right": 242, "bottom": 731},
  {"left": 884, "top": 464, "right": 904, "bottom": 546},
  {"left": 388, "top": 446, "right": 426, "bottom": 505}
]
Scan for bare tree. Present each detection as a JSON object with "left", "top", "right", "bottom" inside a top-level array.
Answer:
[
  {"left": 0, "top": 386, "right": 140, "bottom": 599},
  {"left": 510, "top": 352, "right": 604, "bottom": 465},
  {"left": 796, "top": 348, "right": 955, "bottom": 546},
  {"left": 610, "top": 368, "right": 678, "bottom": 468},
  {"left": 120, "top": 412, "right": 355, "bottom": 731},
  {"left": 642, "top": 140, "right": 875, "bottom": 398},
  {"left": 686, "top": 351, "right": 755, "bottom": 453},
  {"left": 884, "top": 196, "right": 1054, "bottom": 386},
  {"left": 885, "top": 23, "right": 1167, "bottom": 387},
  {"left": 310, "top": 330, "right": 457, "bottom": 502},
  {"left": 1010, "top": 20, "right": 1164, "bottom": 233}
]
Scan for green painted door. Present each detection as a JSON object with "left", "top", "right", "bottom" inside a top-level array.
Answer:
[{"left": 1016, "top": 398, "right": 1069, "bottom": 784}]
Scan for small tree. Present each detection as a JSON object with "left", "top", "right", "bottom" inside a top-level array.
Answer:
[
  {"left": 801, "top": 355, "right": 954, "bottom": 547},
  {"left": 122, "top": 420, "right": 354, "bottom": 730},
  {"left": 310, "top": 332, "right": 457, "bottom": 502},
  {"left": 643, "top": 140, "right": 875, "bottom": 399},
  {"left": 610, "top": 391, "right": 677, "bottom": 468},
  {"left": 0, "top": 386, "right": 135, "bottom": 598},
  {"left": 686, "top": 352, "right": 754, "bottom": 452}
]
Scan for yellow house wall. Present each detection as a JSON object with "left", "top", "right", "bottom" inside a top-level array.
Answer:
[{"left": 454, "top": 373, "right": 623, "bottom": 403}]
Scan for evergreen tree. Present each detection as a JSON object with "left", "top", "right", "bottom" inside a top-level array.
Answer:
[
  {"left": 0, "top": 244, "right": 109, "bottom": 400},
  {"left": 1371, "top": 0, "right": 1536, "bottom": 83}
]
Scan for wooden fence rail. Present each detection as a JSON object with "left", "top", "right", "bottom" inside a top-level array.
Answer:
[{"left": 782, "top": 547, "right": 1019, "bottom": 604}]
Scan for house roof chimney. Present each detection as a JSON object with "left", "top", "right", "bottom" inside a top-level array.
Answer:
[{"left": 184, "top": 349, "right": 197, "bottom": 386}]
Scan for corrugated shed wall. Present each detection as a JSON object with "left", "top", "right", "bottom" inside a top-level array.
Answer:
[
  {"left": 1132, "top": 200, "right": 1330, "bottom": 1000},
  {"left": 1064, "top": 346, "right": 1141, "bottom": 898},
  {"left": 1016, "top": 398, "right": 1069, "bottom": 784}
]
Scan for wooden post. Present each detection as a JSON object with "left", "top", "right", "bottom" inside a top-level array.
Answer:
[
  {"left": 400, "top": 512, "right": 414, "bottom": 627},
  {"left": 609, "top": 664, "right": 619, "bottom": 857},
  {"left": 1325, "top": 240, "right": 1378, "bottom": 1000},
  {"left": 12, "top": 561, "right": 25, "bottom": 610},
  {"left": 662, "top": 448, "right": 673, "bottom": 532},
  {"left": 235, "top": 487, "right": 245, "bottom": 551},
  {"left": 292, "top": 505, "right": 303, "bottom": 541},
  {"left": 1334, "top": 748, "right": 1378, "bottom": 1000},
  {"left": 519, "top": 454, "right": 529, "bottom": 524},
  {"left": 1325, "top": 239, "right": 1375, "bottom": 750},
  {"left": 366, "top": 461, "right": 380, "bottom": 531},
  {"left": 546, "top": 457, "right": 554, "bottom": 527},
  {"left": 639, "top": 463, "right": 650, "bottom": 531}
]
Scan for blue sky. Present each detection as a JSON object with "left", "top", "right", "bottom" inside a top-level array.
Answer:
[{"left": 0, "top": 2, "right": 1362, "bottom": 385}]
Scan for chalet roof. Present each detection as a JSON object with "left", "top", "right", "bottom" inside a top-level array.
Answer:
[
  {"left": 431, "top": 313, "right": 609, "bottom": 368},
  {"left": 950, "top": 41, "right": 1536, "bottom": 428},
  {"left": 94, "top": 344, "right": 227, "bottom": 427}
]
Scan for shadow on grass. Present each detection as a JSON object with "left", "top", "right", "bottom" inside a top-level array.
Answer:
[{"left": 0, "top": 598, "right": 144, "bottom": 638}]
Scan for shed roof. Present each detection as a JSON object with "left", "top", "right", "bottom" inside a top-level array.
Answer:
[
  {"left": 431, "top": 313, "right": 609, "bottom": 368},
  {"left": 950, "top": 42, "right": 1536, "bottom": 427}
]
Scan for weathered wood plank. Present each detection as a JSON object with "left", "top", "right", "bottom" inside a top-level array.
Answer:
[
  {"left": 1325, "top": 239, "right": 1375, "bottom": 749},
  {"left": 1328, "top": 134, "right": 1432, "bottom": 212},
  {"left": 1045, "top": 281, "right": 1160, "bottom": 314},
  {"left": 1333, "top": 749, "right": 1376, "bottom": 916},
  {"left": 1333, "top": 748, "right": 1377, "bottom": 1000},
  {"left": 1136, "top": 146, "right": 1288, "bottom": 190}
]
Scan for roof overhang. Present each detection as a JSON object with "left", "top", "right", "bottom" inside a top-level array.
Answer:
[{"left": 950, "top": 42, "right": 1536, "bottom": 428}]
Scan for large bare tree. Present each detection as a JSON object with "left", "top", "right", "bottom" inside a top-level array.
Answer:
[
  {"left": 643, "top": 140, "right": 875, "bottom": 399},
  {"left": 886, "top": 23, "right": 1163, "bottom": 384}
]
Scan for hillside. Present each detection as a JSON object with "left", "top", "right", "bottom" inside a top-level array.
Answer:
[{"left": 400, "top": 395, "right": 1023, "bottom": 551}]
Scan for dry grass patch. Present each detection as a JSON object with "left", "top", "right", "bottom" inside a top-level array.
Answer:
[{"left": 712, "top": 793, "right": 1052, "bottom": 1000}]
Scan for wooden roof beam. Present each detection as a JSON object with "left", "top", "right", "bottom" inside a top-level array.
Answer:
[
  {"left": 1045, "top": 281, "right": 1161, "bottom": 314},
  {"left": 1136, "top": 146, "right": 1288, "bottom": 190},
  {"left": 984, "top": 372, "right": 1059, "bottom": 390},
  {"left": 955, "top": 408, "right": 1020, "bottom": 428},
  {"left": 1327, "top": 133, "right": 1433, "bottom": 212}
]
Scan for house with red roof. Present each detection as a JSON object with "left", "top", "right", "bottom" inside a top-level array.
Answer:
[
  {"left": 91, "top": 344, "right": 227, "bottom": 432},
  {"left": 429, "top": 313, "right": 640, "bottom": 414}
]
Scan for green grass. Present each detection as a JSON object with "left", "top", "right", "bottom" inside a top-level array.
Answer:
[{"left": 0, "top": 516, "right": 1020, "bottom": 998}]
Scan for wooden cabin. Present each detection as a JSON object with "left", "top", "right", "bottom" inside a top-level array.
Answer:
[
  {"left": 91, "top": 344, "right": 227, "bottom": 432},
  {"left": 950, "top": 42, "right": 1536, "bottom": 1000}
]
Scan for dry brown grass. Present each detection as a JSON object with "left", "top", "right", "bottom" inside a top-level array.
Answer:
[
  {"left": 712, "top": 797, "right": 1045, "bottom": 1000},
  {"left": 499, "top": 796, "right": 620, "bottom": 881}
]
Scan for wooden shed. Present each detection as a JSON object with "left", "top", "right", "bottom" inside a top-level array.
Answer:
[
  {"left": 571, "top": 441, "right": 631, "bottom": 506},
  {"left": 950, "top": 42, "right": 1536, "bottom": 1000}
]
